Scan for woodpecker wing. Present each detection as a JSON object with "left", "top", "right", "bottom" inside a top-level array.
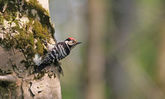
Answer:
[{"left": 36, "top": 42, "right": 71, "bottom": 72}]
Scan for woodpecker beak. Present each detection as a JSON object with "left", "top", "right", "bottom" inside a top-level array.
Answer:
[{"left": 76, "top": 42, "right": 82, "bottom": 45}]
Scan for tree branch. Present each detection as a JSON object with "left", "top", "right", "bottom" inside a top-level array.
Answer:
[{"left": 0, "top": 75, "right": 17, "bottom": 83}]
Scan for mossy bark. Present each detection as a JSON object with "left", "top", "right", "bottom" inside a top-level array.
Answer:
[{"left": 0, "top": 0, "right": 61, "bottom": 99}]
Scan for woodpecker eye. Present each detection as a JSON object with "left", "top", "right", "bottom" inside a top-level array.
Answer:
[{"left": 72, "top": 40, "right": 76, "bottom": 43}]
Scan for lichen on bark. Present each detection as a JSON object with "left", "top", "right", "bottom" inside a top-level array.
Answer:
[{"left": 0, "top": 0, "right": 55, "bottom": 70}]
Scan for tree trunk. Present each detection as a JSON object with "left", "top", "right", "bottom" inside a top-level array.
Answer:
[
  {"left": 157, "top": 21, "right": 165, "bottom": 91},
  {"left": 0, "top": 0, "right": 62, "bottom": 99},
  {"left": 106, "top": 0, "right": 165, "bottom": 98},
  {"left": 85, "top": 0, "right": 107, "bottom": 99}
]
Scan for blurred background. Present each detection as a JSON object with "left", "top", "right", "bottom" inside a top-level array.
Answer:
[{"left": 49, "top": 0, "right": 165, "bottom": 99}]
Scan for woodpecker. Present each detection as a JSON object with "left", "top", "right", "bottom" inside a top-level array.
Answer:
[{"left": 36, "top": 37, "right": 81, "bottom": 73}]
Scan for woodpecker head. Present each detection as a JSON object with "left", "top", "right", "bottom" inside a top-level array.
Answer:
[{"left": 65, "top": 37, "right": 82, "bottom": 49}]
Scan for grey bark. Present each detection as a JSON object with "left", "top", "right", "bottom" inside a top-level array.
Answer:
[{"left": 0, "top": 0, "right": 62, "bottom": 99}]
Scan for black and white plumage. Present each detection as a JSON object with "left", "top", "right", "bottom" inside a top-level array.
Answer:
[{"left": 36, "top": 37, "right": 81, "bottom": 73}]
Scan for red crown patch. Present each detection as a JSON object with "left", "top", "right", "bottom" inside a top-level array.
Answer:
[{"left": 68, "top": 37, "right": 75, "bottom": 41}]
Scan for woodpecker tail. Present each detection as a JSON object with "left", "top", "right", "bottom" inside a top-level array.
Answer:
[
  {"left": 57, "top": 65, "right": 64, "bottom": 76},
  {"left": 54, "top": 61, "right": 64, "bottom": 76},
  {"left": 35, "top": 61, "right": 64, "bottom": 75}
]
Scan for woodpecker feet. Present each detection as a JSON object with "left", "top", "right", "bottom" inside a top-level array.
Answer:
[
  {"left": 33, "top": 61, "right": 63, "bottom": 79},
  {"left": 33, "top": 65, "right": 56, "bottom": 79}
]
